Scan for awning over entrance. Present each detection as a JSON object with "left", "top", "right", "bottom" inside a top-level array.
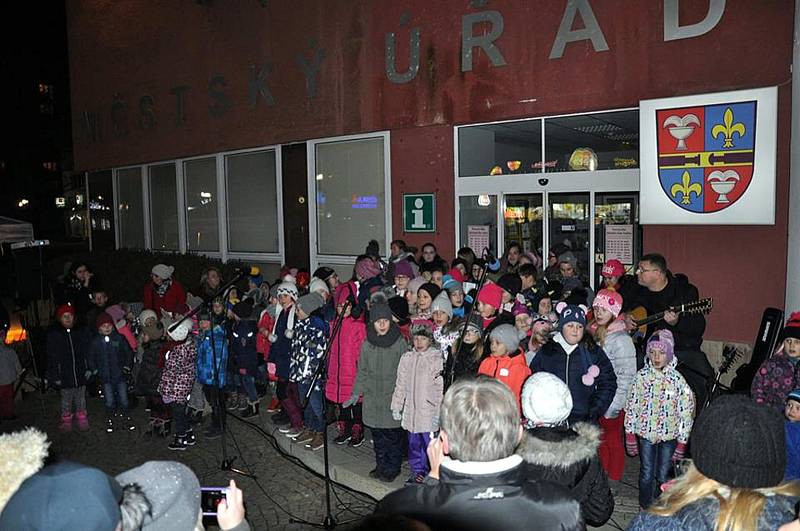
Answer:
[{"left": 0, "top": 216, "right": 34, "bottom": 245}]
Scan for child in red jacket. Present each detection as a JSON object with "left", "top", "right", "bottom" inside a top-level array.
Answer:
[{"left": 478, "top": 324, "right": 531, "bottom": 411}]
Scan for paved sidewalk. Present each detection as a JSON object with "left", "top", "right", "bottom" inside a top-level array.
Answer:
[{"left": 3, "top": 388, "right": 641, "bottom": 529}]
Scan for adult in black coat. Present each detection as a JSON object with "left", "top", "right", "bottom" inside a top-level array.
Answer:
[
  {"left": 518, "top": 372, "right": 614, "bottom": 527},
  {"left": 376, "top": 376, "right": 584, "bottom": 531}
]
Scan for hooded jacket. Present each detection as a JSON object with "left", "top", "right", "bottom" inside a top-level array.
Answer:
[
  {"left": 325, "top": 316, "right": 366, "bottom": 403},
  {"left": 517, "top": 423, "right": 613, "bottom": 527},
  {"left": 751, "top": 348, "right": 800, "bottom": 415},
  {"left": 627, "top": 494, "right": 799, "bottom": 531},
  {"left": 391, "top": 346, "right": 444, "bottom": 433},
  {"left": 230, "top": 319, "right": 260, "bottom": 377},
  {"left": 375, "top": 455, "right": 584, "bottom": 531},
  {"left": 531, "top": 336, "right": 617, "bottom": 424},
  {"left": 195, "top": 324, "right": 228, "bottom": 387},
  {"left": 158, "top": 339, "right": 196, "bottom": 403},
  {"left": 88, "top": 330, "right": 133, "bottom": 386},
  {"left": 350, "top": 329, "right": 407, "bottom": 429},
  {"left": 624, "top": 356, "right": 694, "bottom": 444},
  {"left": 289, "top": 314, "right": 328, "bottom": 389},
  {"left": 478, "top": 350, "right": 531, "bottom": 409},
  {"left": 45, "top": 325, "right": 91, "bottom": 389}
]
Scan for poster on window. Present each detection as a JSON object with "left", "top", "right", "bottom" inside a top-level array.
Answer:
[
  {"left": 605, "top": 225, "right": 633, "bottom": 264},
  {"left": 639, "top": 86, "right": 777, "bottom": 225},
  {"left": 467, "top": 225, "right": 490, "bottom": 254}
]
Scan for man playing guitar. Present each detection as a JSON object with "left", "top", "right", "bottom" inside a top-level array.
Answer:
[{"left": 623, "top": 253, "right": 713, "bottom": 411}]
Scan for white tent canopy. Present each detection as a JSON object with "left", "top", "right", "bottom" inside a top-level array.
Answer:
[{"left": 0, "top": 216, "right": 34, "bottom": 244}]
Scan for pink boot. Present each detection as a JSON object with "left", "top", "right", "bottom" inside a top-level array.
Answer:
[
  {"left": 75, "top": 410, "right": 90, "bottom": 432},
  {"left": 59, "top": 412, "right": 73, "bottom": 433}
]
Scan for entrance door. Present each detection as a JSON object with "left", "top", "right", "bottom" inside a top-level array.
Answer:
[
  {"left": 282, "top": 143, "right": 309, "bottom": 268},
  {"left": 594, "top": 193, "right": 640, "bottom": 285}
]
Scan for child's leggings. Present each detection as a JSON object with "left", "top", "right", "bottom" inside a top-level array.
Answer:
[{"left": 408, "top": 431, "right": 435, "bottom": 476}]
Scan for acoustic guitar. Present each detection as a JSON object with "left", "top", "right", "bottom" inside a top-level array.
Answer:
[{"left": 628, "top": 298, "right": 713, "bottom": 336}]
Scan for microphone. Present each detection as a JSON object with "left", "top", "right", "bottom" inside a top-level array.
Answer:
[
  {"left": 483, "top": 248, "right": 501, "bottom": 272},
  {"left": 235, "top": 266, "right": 261, "bottom": 276}
]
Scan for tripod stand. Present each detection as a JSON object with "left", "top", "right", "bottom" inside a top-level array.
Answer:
[
  {"left": 289, "top": 299, "right": 356, "bottom": 530},
  {"left": 169, "top": 269, "right": 255, "bottom": 479}
]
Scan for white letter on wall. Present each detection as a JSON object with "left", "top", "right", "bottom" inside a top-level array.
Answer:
[
  {"left": 664, "top": 0, "right": 726, "bottom": 41},
  {"left": 549, "top": 0, "right": 609, "bottom": 59}
]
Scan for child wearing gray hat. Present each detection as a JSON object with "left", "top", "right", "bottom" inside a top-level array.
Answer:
[{"left": 478, "top": 324, "right": 531, "bottom": 410}]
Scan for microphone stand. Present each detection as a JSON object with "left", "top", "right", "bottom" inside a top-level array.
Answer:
[
  {"left": 446, "top": 249, "right": 493, "bottom": 390},
  {"left": 289, "top": 300, "right": 356, "bottom": 530},
  {"left": 169, "top": 269, "right": 255, "bottom": 479}
]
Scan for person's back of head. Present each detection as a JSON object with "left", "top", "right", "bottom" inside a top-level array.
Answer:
[{"left": 440, "top": 376, "right": 521, "bottom": 462}]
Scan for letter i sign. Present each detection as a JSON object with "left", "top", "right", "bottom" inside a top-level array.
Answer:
[{"left": 403, "top": 194, "right": 435, "bottom": 233}]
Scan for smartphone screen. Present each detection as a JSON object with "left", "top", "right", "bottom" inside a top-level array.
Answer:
[{"left": 200, "top": 487, "right": 227, "bottom": 516}]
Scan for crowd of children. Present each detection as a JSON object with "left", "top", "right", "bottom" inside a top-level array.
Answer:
[{"left": 36, "top": 244, "right": 800, "bottom": 524}]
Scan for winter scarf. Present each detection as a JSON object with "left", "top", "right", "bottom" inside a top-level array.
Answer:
[
  {"left": 154, "top": 278, "right": 172, "bottom": 297},
  {"left": 367, "top": 322, "right": 402, "bottom": 348}
]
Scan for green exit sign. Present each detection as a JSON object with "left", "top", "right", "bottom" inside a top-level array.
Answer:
[{"left": 403, "top": 193, "right": 435, "bottom": 233}]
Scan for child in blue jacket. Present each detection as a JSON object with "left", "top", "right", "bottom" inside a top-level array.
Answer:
[
  {"left": 196, "top": 309, "right": 229, "bottom": 439},
  {"left": 785, "top": 389, "right": 800, "bottom": 481},
  {"left": 89, "top": 312, "right": 134, "bottom": 432}
]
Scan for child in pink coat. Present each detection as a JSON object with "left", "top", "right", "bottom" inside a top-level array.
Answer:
[{"left": 326, "top": 282, "right": 367, "bottom": 447}]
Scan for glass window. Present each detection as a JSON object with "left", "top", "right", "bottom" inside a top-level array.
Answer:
[
  {"left": 594, "top": 193, "right": 641, "bottom": 287},
  {"left": 503, "top": 194, "right": 543, "bottom": 258},
  {"left": 315, "top": 137, "right": 386, "bottom": 256},
  {"left": 149, "top": 163, "right": 179, "bottom": 250},
  {"left": 116, "top": 167, "right": 144, "bottom": 248},
  {"left": 184, "top": 157, "right": 219, "bottom": 252},
  {"left": 549, "top": 192, "right": 590, "bottom": 283},
  {"left": 458, "top": 120, "right": 543, "bottom": 177},
  {"left": 544, "top": 110, "right": 639, "bottom": 173},
  {"left": 88, "top": 170, "right": 115, "bottom": 250},
  {"left": 225, "top": 150, "right": 279, "bottom": 253},
  {"left": 459, "top": 195, "right": 497, "bottom": 256}
]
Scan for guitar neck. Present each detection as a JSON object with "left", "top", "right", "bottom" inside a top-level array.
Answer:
[{"left": 634, "top": 302, "right": 697, "bottom": 327}]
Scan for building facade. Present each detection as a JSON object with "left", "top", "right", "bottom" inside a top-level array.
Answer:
[{"left": 67, "top": 0, "right": 796, "bottom": 344}]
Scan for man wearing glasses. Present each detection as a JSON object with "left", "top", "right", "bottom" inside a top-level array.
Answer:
[{"left": 623, "top": 253, "right": 712, "bottom": 411}]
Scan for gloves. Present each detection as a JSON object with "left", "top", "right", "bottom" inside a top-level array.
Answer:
[
  {"left": 342, "top": 394, "right": 359, "bottom": 409},
  {"left": 122, "top": 366, "right": 131, "bottom": 375},
  {"left": 392, "top": 410, "right": 402, "bottom": 421},
  {"left": 673, "top": 442, "right": 687, "bottom": 461},
  {"left": 625, "top": 433, "right": 638, "bottom": 457},
  {"left": 84, "top": 370, "right": 93, "bottom": 381}
]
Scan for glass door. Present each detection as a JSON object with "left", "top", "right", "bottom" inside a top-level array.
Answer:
[
  {"left": 594, "top": 193, "right": 641, "bottom": 286},
  {"left": 548, "top": 192, "right": 591, "bottom": 286},
  {"left": 503, "top": 194, "right": 543, "bottom": 259}
]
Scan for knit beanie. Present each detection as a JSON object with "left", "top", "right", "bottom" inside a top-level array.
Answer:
[
  {"left": 313, "top": 266, "right": 336, "bottom": 282},
  {"left": 115, "top": 461, "right": 200, "bottom": 531},
  {"left": 443, "top": 278, "right": 464, "bottom": 295},
  {"left": 95, "top": 312, "right": 115, "bottom": 330},
  {"left": 394, "top": 260, "right": 414, "bottom": 279},
  {"left": 276, "top": 280, "right": 299, "bottom": 301},
  {"left": 406, "top": 276, "right": 427, "bottom": 298},
  {"left": 55, "top": 304, "right": 75, "bottom": 319},
  {"left": 465, "top": 313, "right": 483, "bottom": 335},
  {"left": 781, "top": 312, "right": 800, "bottom": 342},
  {"left": 309, "top": 277, "right": 329, "bottom": 296},
  {"left": 601, "top": 259, "right": 625, "bottom": 278},
  {"left": 497, "top": 273, "right": 522, "bottom": 296},
  {"left": 418, "top": 282, "right": 442, "bottom": 301},
  {"left": 138, "top": 309, "right": 158, "bottom": 325},
  {"left": 647, "top": 329, "right": 675, "bottom": 362},
  {"left": 411, "top": 321, "right": 435, "bottom": 340},
  {"left": 297, "top": 293, "right": 324, "bottom": 315},
  {"left": 151, "top": 264, "right": 174, "bottom": 280},
  {"left": 430, "top": 292, "right": 453, "bottom": 318},
  {"left": 365, "top": 239, "right": 380, "bottom": 258},
  {"left": 490, "top": 324, "right": 521, "bottom": 354},
  {"left": 232, "top": 300, "right": 254, "bottom": 320},
  {"left": 477, "top": 283, "right": 504, "bottom": 311},
  {"left": 105, "top": 304, "right": 127, "bottom": 324},
  {"left": 369, "top": 302, "right": 393, "bottom": 324},
  {"left": 593, "top": 289, "right": 623, "bottom": 318},
  {"left": 691, "top": 395, "right": 786, "bottom": 488},
  {"left": 166, "top": 318, "right": 193, "bottom": 342},
  {"left": 788, "top": 389, "right": 800, "bottom": 404},
  {"left": 556, "top": 303, "right": 587, "bottom": 329},
  {"left": 355, "top": 257, "right": 381, "bottom": 280},
  {"left": 388, "top": 296, "right": 410, "bottom": 325},
  {"left": 446, "top": 267, "right": 466, "bottom": 283},
  {"left": 557, "top": 252, "right": 577, "bottom": 268},
  {"left": 521, "top": 372, "right": 573, "bottom": 426}
]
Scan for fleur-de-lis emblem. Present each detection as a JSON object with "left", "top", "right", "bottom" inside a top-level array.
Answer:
[
  {"left": 670, "top": 171, "right": 702, "bottom": 205},
  {"left": 711, "top": 108, "right": 746, "bottom": 148}
]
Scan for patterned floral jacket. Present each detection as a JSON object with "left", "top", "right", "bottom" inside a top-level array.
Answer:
[
  {"left": 624, "top": 356, "right": 695, "bottom": 444},
  {"left": 158, "top": 339, "right": 197, "bottom": 403},
  {"left": 751, "top": 349, "right": 800, "bottom": 415}
]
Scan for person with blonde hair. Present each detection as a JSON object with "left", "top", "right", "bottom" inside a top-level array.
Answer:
[{"left": 628, "top": 394, "right": 800, "bottom": 530}]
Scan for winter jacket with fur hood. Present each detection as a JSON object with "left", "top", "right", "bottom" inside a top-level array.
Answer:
[
  {"left": 517, "top": 423, "right": 613, "bottom": 527},
  {"left": 325, "top": 316, "right": 366, "bottom": 403},
  {"left": 624, "top": 356, "right": 695, "bottom": 444},
  {"left": 531, "top": 335, "right": 617, "bottom": 424},
  {"left": 391, "top": 346, "right": 444, "bottom": 433},
  {"left": 597, "top": 320, "right": 637, "bottom": 419}
]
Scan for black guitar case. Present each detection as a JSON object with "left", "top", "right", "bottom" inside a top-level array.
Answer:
[{"left": 730, "top": 307, "right": 784, "bottom": 394}]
